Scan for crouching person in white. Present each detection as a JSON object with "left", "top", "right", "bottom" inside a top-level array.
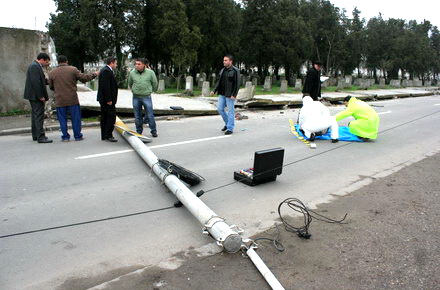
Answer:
[{"left": 299, "top": 96, "right": 339, "bottom": 143}]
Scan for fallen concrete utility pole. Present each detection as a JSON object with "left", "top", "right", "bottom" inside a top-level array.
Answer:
[{"left": 115, "top": 116, "right": 285, "bottom": 290}]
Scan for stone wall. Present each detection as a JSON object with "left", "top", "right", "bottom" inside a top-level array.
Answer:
[{"left": 0, "top": 27, "right": 56, "bottom": 113}]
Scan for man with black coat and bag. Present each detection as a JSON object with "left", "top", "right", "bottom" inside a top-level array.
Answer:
[
  {"left": 97, "top": 57, "right": 119, "bottom": 142},
  {"left": 24, "top": 52, "right": 52, "bottom": 143},
  {"left": 302, "top": 60, "right": 323, "bottom": 101}
]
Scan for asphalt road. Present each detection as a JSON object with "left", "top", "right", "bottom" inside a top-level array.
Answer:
[{"left": 0, "top": 96, "right": 439, "bottom": 290}]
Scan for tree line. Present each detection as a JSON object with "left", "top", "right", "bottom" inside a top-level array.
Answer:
[{"left": 48, "top": 0, "right": 440, "bottom": 86}]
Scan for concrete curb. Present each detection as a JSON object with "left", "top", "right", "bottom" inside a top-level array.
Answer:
[{"left": 0, "top": 115, "right": 186, "bottom": 137}]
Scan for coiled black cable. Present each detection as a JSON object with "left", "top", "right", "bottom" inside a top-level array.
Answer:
[{"left": 278, "top": 198, "right": 347, "bottom": 239}]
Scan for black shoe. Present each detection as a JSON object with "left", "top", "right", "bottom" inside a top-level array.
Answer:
[
  {"left": 104, "top": 137, "right": 118, "bottom": 142},
  {"left": 225, "top": 130, "right": 233, "bottom": 135},
  {"left": 38, "top": 138, "right": 53, "bottom": 143},
  {"left": 152, "top": 132, "right": 158, "bottom": 138},
  {"left": 33, "top": 137, "right": 37, "bottom": 141},
  {"left": 309, "top": 133, "right": 315, "bottom": 142},
  {"left": 331, "top": 139, "right": 339, "bottom": 143},
  {"left": 221, "top": 126, "right": 227, "bottom": 132}
]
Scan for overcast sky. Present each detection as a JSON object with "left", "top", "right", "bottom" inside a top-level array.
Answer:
[{"left": 0, "top": 0, "right": 439, "bottom": 32}]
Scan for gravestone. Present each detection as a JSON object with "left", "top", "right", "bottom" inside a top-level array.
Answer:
[
  {"left": 164, "top": 75, "right": 171, "bottom": 87},
  {"left": 211, "top": 73, "right": 217, "bottom": 87},
  {"left": 379, "top": 78, "right": 386, "bottom": 89},
  {"left": 185, "top": 76, "right": 193, "bottom": 92},
  {"left": 390, "top": 79, "right": 401, "bottom": 88},
  {"left": 263, "top": 76, "right": 272, "bottom": 91},
  {"left": 353, "top": 78, "right": 361, "bottom": 86},
  {"left": 412, "top": 79, "right": 422, "bottom": 87},
  {"left": 202, "top": 81, "right": 210, "bottom": 97},
  {"left": 359, "top": 79, "right": 368, "bottom": 90},
  {"left": 294, "top": 79, "right": 302, "bottom": 90},
  {"left": 252, "top": 77, "right": 259, "bottom": 86},
  {"left": 237, "top": 81, "right": 255, "bottom": 101},
  {"left": 344, "top": 75, "right": 352, "bottom": 88},
  {"left": 336, "top": 77, "right": 345, "bottom": 90},
  {"left": 158, "top": 79, "right": 165, "bottom": 92},
  {"left": 198, "top": 78, "right": 204, "bottom": 89},
  {"left": 279, "top": 80, "right": 288, "bottom": 93},
  {"left": 402, "top": 79, "right": 411, "bottom": 87}
]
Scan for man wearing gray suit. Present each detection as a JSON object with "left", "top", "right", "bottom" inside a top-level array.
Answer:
[{"left": 24, "top": 52, "right": 52, "bottom": 143}]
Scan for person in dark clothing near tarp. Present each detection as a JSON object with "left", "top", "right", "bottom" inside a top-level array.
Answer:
[
  {"left": 97, "top": 56, "right": 119, "bottom": 142},
  {"left": 211, "top": 54, "right": 240, "bottom": 135},
  {"left": 302, "top": 60, "right": 323, "bottom": 101},
  {"left": 23, "top": 52, "right": 52, "bottom": 143}
]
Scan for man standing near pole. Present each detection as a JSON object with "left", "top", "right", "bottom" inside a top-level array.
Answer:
[
  {"left": 24, "top": 52, "right": 52, "bottom": 143},
  {"left": 211, "top": 54, "right": 240, "bottom": 135},
  {"left": 128, "top": 58, "right": 158, "bottom": 137},
  {"left": 97, "top": 57, "right": 118, "bottom": 142},
  {"left": 302, "top": 60, "right": 323, "bottom": 101},
  {"left": 48, "top": 55, "right": 98, "bottom": 142}
]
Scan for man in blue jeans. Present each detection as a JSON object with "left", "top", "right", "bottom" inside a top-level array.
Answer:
[
  {"left": 49, "top": 55, "right": 98, "bottom": 141},
  {"left": 128, "top": 58, "right": 158, "bottom": 137},
  {"left": 211, "top": 54, "right": 240, "bottom": 135}
]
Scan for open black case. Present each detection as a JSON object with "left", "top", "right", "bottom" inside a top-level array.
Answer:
[{"left": 234, "top": 147, "right": 284, "bottom": 186}]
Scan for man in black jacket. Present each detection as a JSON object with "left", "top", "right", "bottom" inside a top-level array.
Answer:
[
  {"left": 97, "top": 57, "right": 119, "bottom": 142},
  {"left": 211, "top": 54, "right": 240, "bottom": 135},
  {"left": 24, "top": 52, "right": 52, "bottom": 143},
  {"left": 302, "top": 60, "right": 323, "bottom": 101}
]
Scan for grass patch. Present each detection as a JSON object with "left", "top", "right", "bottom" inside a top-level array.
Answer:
[
  {"left": 81, "top": 116, "right": 100, "bottom": 122},
  {"left": 0, "top": 109, "right": 30, "bottom": 117}
]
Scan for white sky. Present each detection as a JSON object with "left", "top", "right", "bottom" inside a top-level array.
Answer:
[
  {"left": 330, "top": 0, "right": 440, "bottom": 27},
  {"left": 0, "top": 0, "right": 439, "bottom": 32}
]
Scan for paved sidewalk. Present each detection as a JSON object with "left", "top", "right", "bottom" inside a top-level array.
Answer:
[{"left": 76, "top": 152, "right": 440, "bottom": 290}]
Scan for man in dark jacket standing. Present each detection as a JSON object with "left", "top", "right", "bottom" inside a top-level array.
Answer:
[
  {"left": 49, "top": 55, "right": 98, "bottom": 142},
  {"left": 211, "top": 54, "right": 240, "bottom": 135},
  {"left": 97, "top": 57, "right": 118, "bottom": 142},
  {"left": 24, "top": 52, "right": 52, "bottom": 143},
  {"left": 302, "top": 60, "right": 323, "bottom": 101}
]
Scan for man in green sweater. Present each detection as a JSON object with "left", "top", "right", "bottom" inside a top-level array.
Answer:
[{"left": 128, "top": 58, "right": 158, "bottom": 137}]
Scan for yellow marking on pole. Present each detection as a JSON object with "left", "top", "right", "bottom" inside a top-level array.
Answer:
[
  {"left": 289, "top": 119, "right": 311, "bottom": 147},
  {"left": 115, "top": 116, "right": 152, "bottom": 143}
]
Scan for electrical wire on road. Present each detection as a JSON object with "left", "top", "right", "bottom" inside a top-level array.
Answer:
[
  {"left": 1, "top": 109, "right": 439, "bottom": 240},
  {"left": 0, "top": 206, "right": 174, "bottom": 239}
]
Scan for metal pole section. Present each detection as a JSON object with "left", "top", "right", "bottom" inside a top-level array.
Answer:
[
  {"left": 247, "top": 247, "right": 286, "bottom": 290},
  {"left": 115, "top": 117, "right": 243, "bottom": 253},
  {"left": 115, "top": 117, "right": 286, "bottom": 289}
]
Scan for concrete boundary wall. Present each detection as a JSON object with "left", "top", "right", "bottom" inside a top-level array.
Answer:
[{"left": 0, "top": 27, "right": 56, "bottom": 113}]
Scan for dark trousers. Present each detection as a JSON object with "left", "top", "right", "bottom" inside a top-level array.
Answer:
[
  {"left": 29, "top": 100, "right": 46, "bottom": 140},
  {"left": 56, "top": 104, "right": 82, "bottom": 140},
  {"left": 100, "top": 102, "right": 116, "bottom": 139}
]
